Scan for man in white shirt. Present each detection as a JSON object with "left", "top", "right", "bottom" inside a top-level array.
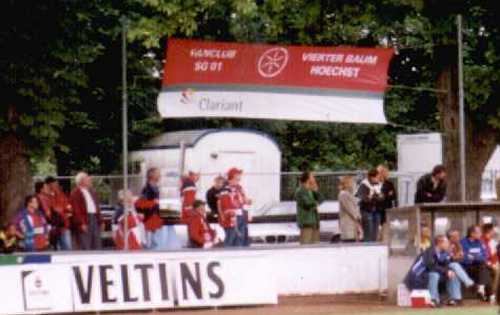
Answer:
[{"left": 70, "top": 172, "right": 102, "bottom": 250}]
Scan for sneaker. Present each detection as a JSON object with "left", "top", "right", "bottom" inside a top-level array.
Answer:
[
  {"left": 447, "top": 300, "right": 460, "bottom": 307},
  {"left": 490, "top": 295, "right": 496, "bottom": 305},
  {"left": 429, "top": 300, "right": 442, "bottom": 308},
  {"left": 478, "top": 292, "right": 488, "bottom": 302}
]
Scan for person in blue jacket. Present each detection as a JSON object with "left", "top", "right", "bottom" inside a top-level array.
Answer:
[
  {"left": 461, "top": 225, "right": 492, "bottom": 301},
  {"left": 404, "top": 235, "right": 463, "bottom": 307}
]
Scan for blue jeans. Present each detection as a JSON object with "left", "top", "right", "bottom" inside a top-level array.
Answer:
[
  {"left": 57, "top": 230, "right": 72, "bottom": 250},
  {"left": 428, "top": 272, "right": 462, "bottom": 303},
  {"left": 237, "top": 214, "right": 250, "bottom": 247},
  {"left": 146, "top": 229, "right": 164, "bottom": 250},
  {"left": 361, "top": 211, "right": 380, "bottom": 242},
  {"left": 224, "top": 227, "right": 240, "bottom": 247},
  {"left": 449, "top": 262, "right": 474, "bottom": 287}
]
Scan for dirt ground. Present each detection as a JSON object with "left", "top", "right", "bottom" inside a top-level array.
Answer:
[{"left": 103, "top": 295, "right": 495, "bottom": 315}]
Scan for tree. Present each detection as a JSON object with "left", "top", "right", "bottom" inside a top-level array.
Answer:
[
  {"left": 131, "top": 0, "right": 500, "bottom": 200},
  {"left": 423, "top": 1, "right": 500, "bottom": 200},
  {"left": 0, "top": 1, "right": 110, "bottom": 221},
  {"left": 2, "top": 0, "right": 498, "bottom": 225}
]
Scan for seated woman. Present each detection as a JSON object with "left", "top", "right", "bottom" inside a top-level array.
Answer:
[
  {"left": 405, "top": 235, "right": 468, "bottom": 307},
  {"left": 113, "top": 190, "right": 145, "bottom": 250},
  {"left": 419, "top": 226, "right": 432, "bottom": 253},
  {"left": 17, "top": 195, "right": 50, "bottom": 252},
  {"left": 0, "top": 223, "right": 23, "bottom": 254},
  {"left": 188, "top": 200, "right": 217, "bottom": 249},
  {"left": 448, "top": 230, "right": 465, "bottom": 262},
  {"left": 338, "top": 176, "right": 362, "bottom": 242}
]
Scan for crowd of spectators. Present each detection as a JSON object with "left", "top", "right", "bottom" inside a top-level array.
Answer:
[
  {"left": 0, "top": 166, "right": 254, "bottom": 253},
  {"left": 405, "top": 223, "right": 498, "bottom": 307},
  {"left": 0, "top": 163, "right": 466, "bottom": 254},
  {"left": 0, "top": 172, "right": 102, "bottom": 253}
]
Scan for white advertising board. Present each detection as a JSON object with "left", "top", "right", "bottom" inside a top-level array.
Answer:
[
  {"left": 0, "top": 264, "right": 73, "bottom": 315},
  {"left": 0, "top": 252, "right": 277, "bottom": 314}
]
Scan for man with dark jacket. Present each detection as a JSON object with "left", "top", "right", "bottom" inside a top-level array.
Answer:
[
  {"left": 415, "top": 165, "right": 447, "bottom": 204},
  {"left": 356, "top": 169, "right": 384, "bottom": 242},
  {"left": 295, "top": 171, "right": 324, "bottom": 245},
  {"left": 205, "top": 175, "right": 225, "bottom": 220},
  {"left": 135, "top": 167, "right": 164, "bottom": 249},
  {"left": 461, "top": 225, "right": 492, "bottom": 301},
  {"left": 405, "top": 235, "right": 462, "bottom": 307},
  {"left": 376, "top": 165, "right": 396, "bottom": 241}
]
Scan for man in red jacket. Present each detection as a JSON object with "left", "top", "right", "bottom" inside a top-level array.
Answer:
[
  {"left": 218, "top": 182, "right": 239, "bottom": 247},
  {"left": 70, "top": 172, "right": 102, "bottom": 250},
  {"left": 180, "top": 171, "right": 200, "bottom": 224},
  {"left": 46, "top": 177, "right": 73, "bottom": 250},
  {"left": 188, "top": 200, "right": 216, "bottom": 248},
  {"left": 227, "top": 168, "right": 252, "bottom": 246}
]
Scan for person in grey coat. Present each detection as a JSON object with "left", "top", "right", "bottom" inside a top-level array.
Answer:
[{"left": 338, "top": 176, "right": 362, "bottom": 242}]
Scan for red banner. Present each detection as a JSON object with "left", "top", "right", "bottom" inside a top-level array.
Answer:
[{"left": 163, "top": 38, "right": 393, "bottom": 93}]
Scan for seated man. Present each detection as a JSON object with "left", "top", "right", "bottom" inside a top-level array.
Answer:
[
  {"left": 461, "top": 225, "right": 492, "bottom": 301},
  {"left": 404, "top": 235, "right": 464, "bottom": 307},
  {"left": 188, "top": 200, "right": 217, "bottom": 249}
]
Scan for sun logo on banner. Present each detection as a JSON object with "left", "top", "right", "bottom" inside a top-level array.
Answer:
[
  {"left": 180, "top": 88, "right": 195, "bottom": 104},
  {"left": 257, "top": 47, "right": 289, "bottom": 78}
]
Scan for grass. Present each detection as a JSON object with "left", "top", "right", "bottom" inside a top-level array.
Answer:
[{"left": 351, "top": 306, "right": 496, "bottom": 315}]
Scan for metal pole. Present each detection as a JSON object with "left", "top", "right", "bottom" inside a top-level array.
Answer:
[
  {"left": 121, "top": 16, "right": 129, "bottom": 250},
  {"left": 179, "top": 140, "right": 186, "bottom": 177},
  {"left": 457, "top": 15, "right": 467, "bottom": 202}
]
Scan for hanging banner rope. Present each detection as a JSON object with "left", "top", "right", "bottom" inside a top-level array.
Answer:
[{"left": 158, "top": 38, "right": 393, "bottom": 124}]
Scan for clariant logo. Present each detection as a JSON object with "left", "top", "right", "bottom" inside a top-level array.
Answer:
[
  {"left": 180, "top": 89, "right": 243, "bottom": 112},
  {"left": 180, "top": 88, "right": 195, "bottom": 104},
  {"left": 198, "top": 97, "right": 243, "bottom": 112}
]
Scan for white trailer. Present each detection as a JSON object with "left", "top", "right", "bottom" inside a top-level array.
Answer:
[{"left": 130, "top": 129, "right": 282, "bottom": 213}]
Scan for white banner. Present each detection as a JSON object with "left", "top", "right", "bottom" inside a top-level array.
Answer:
[
  {"left": 0, "top": 245, "right": 387, "bottom": 314},
  {"left": 158, "top": 90, "right": 387, "bottom": 124},
  {"left": 0, "top": 253, "right": 277, "bottom": 314}
]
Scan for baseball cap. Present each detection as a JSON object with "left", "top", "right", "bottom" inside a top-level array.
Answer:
[{"left": 227, "top": 167, "right": 243, "bottom": 180}]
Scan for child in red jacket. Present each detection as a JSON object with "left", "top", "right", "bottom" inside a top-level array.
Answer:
[{"left": 188, "top": 200, "right": 217, "bottom": 249}]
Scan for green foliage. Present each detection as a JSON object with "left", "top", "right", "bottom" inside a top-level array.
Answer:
[{"left": 2, "top": 0, "right": 499, "bottom": 176}]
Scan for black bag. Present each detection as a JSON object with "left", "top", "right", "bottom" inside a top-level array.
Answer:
[{"left": 48, "top": 209, "right": 66, "bottom": 229}]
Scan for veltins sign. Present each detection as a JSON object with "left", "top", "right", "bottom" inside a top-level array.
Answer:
[{"left": 0, "top": 254, "right": 277, "bottom": 314}]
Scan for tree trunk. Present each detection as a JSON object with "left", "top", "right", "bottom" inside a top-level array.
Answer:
[
  {"left": 436, "top": 62, "right": 497, "bottom": 201},
  {"left": 0, "top": 133, "right": 32, "bottom": 223}
]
